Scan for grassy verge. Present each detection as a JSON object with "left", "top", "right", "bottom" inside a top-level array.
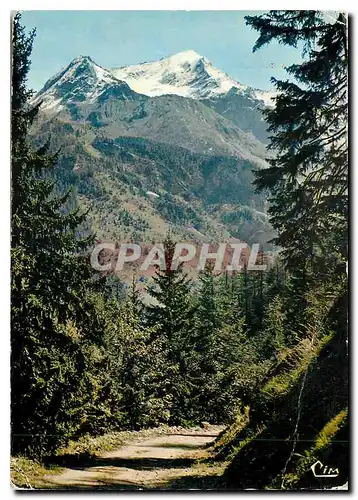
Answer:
[
  {"left": 11, "top": 456, "right": 63, "bottom": 489},
  {"left": 57, "top": 429, "right": 147, "bottom": 457}
]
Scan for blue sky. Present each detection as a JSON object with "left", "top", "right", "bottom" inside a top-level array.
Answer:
[{"left": 21, "top": 10, "right": 303, "bottom": 91}]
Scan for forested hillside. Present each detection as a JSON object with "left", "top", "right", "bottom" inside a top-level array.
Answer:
[
  {"left": 11, "top": 11, "right": 348, "bottom": 490},
  {"left": 29, "top": 119, "right": 274, "bottom": 246},
  {"left": 27, "top": 42, "right": 275, "bottom": 250}
]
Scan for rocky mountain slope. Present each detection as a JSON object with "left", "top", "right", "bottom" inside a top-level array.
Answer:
[
  {"left": 30, "top": 51, "right": 276, "bottom": 249},
  {"left": 111, "top": 50, "right": 275, "bottom": 105}
]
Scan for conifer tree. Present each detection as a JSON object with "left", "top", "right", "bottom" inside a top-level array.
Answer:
[
  {"left": 245, "top": 11, "right": 348, "bottom": 284},
  {"left": 232, "top": 12, "right": 350, "bottom": 488},
  {"left": 245, "top": 10, "right": 348, "bottom": 359},
  {"left": 11, "top": 13, "right": 107, "bottom": 455},
  {"left": 195, "top": 263, "right": 217, "bottom": 357},
  {"left": 145, "top": 236, "right": 195, "bottom": 362},
  {"left": 145, "top": 236, "right": 196, "bottom": 423}
]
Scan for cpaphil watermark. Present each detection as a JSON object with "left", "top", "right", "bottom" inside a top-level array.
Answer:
[{"left": 90, "top": 241, "right": 268, "bottom": 273}]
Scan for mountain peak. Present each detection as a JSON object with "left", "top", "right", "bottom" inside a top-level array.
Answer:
[
  {"left": 33, "top": 51, "right": 275, "bottom": 113},
  {"left": 175, "top": 49, "right": 202, "bottom": 57},
  {"left": 32, "top": 55, "right": 137, "bottom": 112},
  {"left": 110, "top": 50, "right": 239, "bottom": 99},
  {"left": 167, "top": 49, "right": 204, "bottom": 62},
  {"left": 70, "top": 55, "right": 94, "bottom": 65},
  {"left": 111, "top": 52, "right": 275, "bottom": 104}
]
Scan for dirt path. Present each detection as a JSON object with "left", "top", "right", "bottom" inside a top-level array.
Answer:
[{"left": 43, "top": 426, "right": 225, "bottom": 490}]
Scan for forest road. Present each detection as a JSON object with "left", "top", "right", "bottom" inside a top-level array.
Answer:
[{"left": 43, "top": 426, "right": 225, "bottom": 490}]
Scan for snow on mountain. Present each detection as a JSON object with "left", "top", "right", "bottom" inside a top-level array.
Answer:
[
  {"left": 253, "top": 89, "right": 276, "bottom": 107},
  {"left": 111, "top": 50, "right": 275, "bottom": 105},
  {"left": 32, "top": 55, "right": 137, "bottom": 111},
  {"left": 32, "top": 50, "right": 275, "bottom": 114},
  {"left": 111, "top": 50, "right": 244, "bottom": 99}
]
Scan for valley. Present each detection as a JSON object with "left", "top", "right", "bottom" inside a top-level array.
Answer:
[{"left": 30, "top": 50, "right": 276, "bottom": 250}]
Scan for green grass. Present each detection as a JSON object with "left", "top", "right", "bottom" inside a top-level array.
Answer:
[
  {"left": 314, "top": 409, "right": 348, "bottom": 451},
  {"left": 11, "top": 456, "right": 63, "bottom": 489},
  {"left": 57, "top": 427, "right": 163, "bottom": 457}
]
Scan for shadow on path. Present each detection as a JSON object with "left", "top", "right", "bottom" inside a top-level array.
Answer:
[
  {"left": 44, "top": 454, "right": 196, "bottom": 471},
  {"left": 166, "top": 473, "right": 226, "bottom": 491},
  {"left": 40, "top": 429, "right": 225, "bottom": 490}
]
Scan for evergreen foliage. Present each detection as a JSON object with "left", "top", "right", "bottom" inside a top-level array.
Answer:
[
  {"left": 216, "top": 10, "right": 349, "bottom": 490},
  {"left": 246, "top": 11, "right": 348, "bottom": 281}
]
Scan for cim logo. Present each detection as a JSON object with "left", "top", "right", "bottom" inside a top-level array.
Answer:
[{"left": 311, "top": 460, "right": 339, "bottom": 478}]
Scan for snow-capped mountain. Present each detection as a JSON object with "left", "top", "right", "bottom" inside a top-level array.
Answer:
[
  {"left": 32, "top": 50, "right": 275, "bottom": 115},
  {"left": 30, "top": 50, "right": 275, "bottom": 249},
  {"left": 32, "top": 55, "right": 139, "bottom": 111},
  {"left": 111, "top": 50, "right": 275, "bottom": 105}
]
